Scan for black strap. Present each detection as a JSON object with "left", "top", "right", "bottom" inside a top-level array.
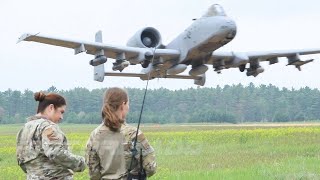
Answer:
[
  {"left": 127, "top": 48, "right": 155, "bottom": 180},
  {"left": 128, "top": 81, "right": 149, "bottom": 173}
]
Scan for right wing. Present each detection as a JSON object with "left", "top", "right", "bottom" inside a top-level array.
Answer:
[{"left": 17, "top": 33, "right": 180, "bottom": 62}]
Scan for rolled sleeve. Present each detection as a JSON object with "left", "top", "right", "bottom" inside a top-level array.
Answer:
[
  {"left": 85, "top": 134, "right": 102, "bottom": 180},
  {"left": 42, "top": 126, "right": 86, "bottom": 172}
]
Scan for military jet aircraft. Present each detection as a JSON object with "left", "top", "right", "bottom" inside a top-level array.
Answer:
[{"left": 17, "top": 4, "right": 320, "bottom": 86}]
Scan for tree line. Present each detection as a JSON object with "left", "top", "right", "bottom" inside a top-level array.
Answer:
[{"left": 1, "top": 83, "right": 319, "bottom": 124}]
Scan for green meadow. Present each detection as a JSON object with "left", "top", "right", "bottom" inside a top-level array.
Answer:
[{"left": 1, "top": 123, "right": 320, "bottom": 180}]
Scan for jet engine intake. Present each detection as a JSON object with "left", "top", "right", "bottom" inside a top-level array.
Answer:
[{"left": 127, "top": 27, "right": 162, "bottom": 48}]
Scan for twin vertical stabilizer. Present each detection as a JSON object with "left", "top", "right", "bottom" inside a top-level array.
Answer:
[{"left": 93, "top": 31, "right": 106, "bottom": 82}]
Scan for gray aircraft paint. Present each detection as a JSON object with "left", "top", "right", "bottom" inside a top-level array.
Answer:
[{"left": 17, "top": 4, "right": 320, "bottom": 86}]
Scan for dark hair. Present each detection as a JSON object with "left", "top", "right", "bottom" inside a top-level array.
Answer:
[
  {"left": 102, "top": 87, "right": 128, "bottom": 132},
  {"left": 34, "top": 92, "right": 66, "bottom": 113}
]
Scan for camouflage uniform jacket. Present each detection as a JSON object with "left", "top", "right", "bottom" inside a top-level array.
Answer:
[
  {"left": 86, "top": 123, "right": 127, "bottom": 180},
  {"left": 121, "top": 123, "right": 157, "bottom": 177},
  {"left": 16, "top": 116, "right": 86, "bottom": 180}
]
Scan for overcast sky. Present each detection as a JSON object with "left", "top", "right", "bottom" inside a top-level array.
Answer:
[{"left": 1, "top": 0, "right": 320, "bottom": 91}]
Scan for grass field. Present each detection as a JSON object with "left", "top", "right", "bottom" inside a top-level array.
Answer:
[{"left": 1, "top": 123, "right": 320, "bottom": 179}]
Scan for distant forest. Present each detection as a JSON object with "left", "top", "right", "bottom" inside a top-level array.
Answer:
[{"left": 1, "top": 83, "right": 320, "bottom": 124}]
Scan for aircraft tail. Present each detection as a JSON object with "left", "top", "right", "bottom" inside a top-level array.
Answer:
[
  {"left": 93, "top": 30, "right": 106, "bottom": 82},
  {"left": 95, "top": 31, "right": 103, "bottom": 43},
  {"left": 194, "top": 74, "right": 206, "bottom": 86}
]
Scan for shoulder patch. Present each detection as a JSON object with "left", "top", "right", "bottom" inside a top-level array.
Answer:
[
  {"left": 137, "top": 133, "right": 146, "bottom": 142},
  {"left": 43, "top": 128, "right": 59, "bottom": 141}
]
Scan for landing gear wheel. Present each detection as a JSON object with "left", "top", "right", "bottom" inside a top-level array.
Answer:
[
  {"left": 141, "top": 60, "right": 150, "bottom": 68},
  {"left": 239, "top": 64, "right": 246, "bottom": 72}
]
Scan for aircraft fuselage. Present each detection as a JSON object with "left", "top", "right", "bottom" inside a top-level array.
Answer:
[
  {"left": 144, "top": 16, "right": 237, "bottom": 78},
  {"left": 167, "top": 16, "right": 237, "bottom": 66},
  {"left": 144, "top": 5, "right": 237, "bottom": 78}
]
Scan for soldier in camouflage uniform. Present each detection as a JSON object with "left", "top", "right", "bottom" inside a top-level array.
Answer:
[
  {"left": 86, "top": 87, "right": 156, "bottom": 179},
  {"left": 86, "top": 123, "right": 127, "bottom": 180},
  {"left": 16, "top": 92, "right": 86, "bottom": 179},
  {"left": 86, "top": 87, "right": 128, "bottom": 180},
  {"left": 121, "top": 122, "right": 157, "bottom": 178}
]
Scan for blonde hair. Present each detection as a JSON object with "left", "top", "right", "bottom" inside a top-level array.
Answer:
[{"left": 102, "top": 87, "right": 128, "bottom": 131}]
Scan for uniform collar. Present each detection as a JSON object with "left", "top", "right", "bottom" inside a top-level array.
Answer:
[{"left": 26, "top": 115, "right": 49, "bottom": 122}]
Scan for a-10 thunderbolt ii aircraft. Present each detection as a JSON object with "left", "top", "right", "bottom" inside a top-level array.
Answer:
[{"left": 18, "top": 4, "right": 320, "bottom": 86}]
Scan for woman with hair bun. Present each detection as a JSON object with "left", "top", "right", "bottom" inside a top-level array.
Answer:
[{"left": 16, "top": 91, "right": 86, "bottom": 179}]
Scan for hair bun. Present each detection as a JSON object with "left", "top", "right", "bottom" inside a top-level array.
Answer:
[{"left": 34, "top": 92, "right": 46, "bottom": 102}]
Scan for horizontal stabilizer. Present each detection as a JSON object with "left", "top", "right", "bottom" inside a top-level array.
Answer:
[
  {"left": 17, "top": 33, "right": 38, "bottom": 43},
  {"left": 287, "top": 59, "right": 314, "bottom": 66},
  {"left": 94, "top": 65, "right": 105, "bottom": 82},
  {"left": 286, "top": 59, "right": 314, "bottom": 71},
  {"left": 104, "top": 72, "right": 203, "bottom": 81}
]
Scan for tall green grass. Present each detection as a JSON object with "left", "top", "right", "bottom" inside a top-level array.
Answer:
[{"left": 1, "top": 124, "right": 320, "bottom": 179}]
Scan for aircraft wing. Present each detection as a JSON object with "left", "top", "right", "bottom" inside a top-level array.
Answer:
[
  {"left": 17, "top": 33, "right": 180, "bottom": 61},
  {"left": 208, "top": 49, "right": 320, "bottom": 63},
  {"left": 105, "top": 72, "right": 200, "bottom": 80},
  {"left": 207, "top": 49, "right": 320, "bottom": 69},
  {"left": 245, "top": 49, "right": 320, "bottom": 60}
]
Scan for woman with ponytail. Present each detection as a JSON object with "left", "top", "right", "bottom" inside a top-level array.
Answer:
[
  {"left": 85, "top": 87, "right": 156, "bottom": 180},
  {"left": 16, "top": 91, "right": 86, "bottom": 179}
]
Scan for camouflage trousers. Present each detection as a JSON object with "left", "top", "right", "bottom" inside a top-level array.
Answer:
[
  {"left": 102, "top": 175, "right": 128, "bottom": 180},
  {"left": 27, "top": 174, "right": 73, "bottom": 180}
]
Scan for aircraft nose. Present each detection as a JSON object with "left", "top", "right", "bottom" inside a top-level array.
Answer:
[{"left": 222, "top": 19, "right": 237, "bottom": 40}]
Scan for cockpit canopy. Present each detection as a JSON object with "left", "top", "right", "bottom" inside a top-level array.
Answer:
[{"left": 202, "top": 4, "right": 226, "bottom": 17}]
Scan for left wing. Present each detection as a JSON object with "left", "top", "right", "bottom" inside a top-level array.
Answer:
[{"left": 206, "top": 49, "right": 320, "bottom": 76}]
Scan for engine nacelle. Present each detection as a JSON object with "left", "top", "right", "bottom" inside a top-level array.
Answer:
[{"left": 127, "top": 27, "right": 162, "bottom": 48}]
